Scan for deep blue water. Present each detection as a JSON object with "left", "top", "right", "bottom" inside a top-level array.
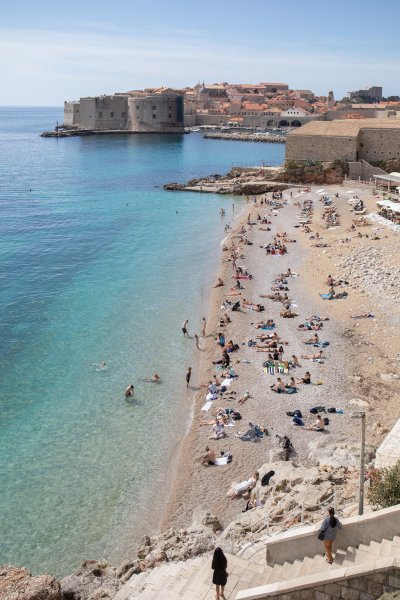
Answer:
[{"left": 0, "top": 107, "right": 285, "bottom": 575}]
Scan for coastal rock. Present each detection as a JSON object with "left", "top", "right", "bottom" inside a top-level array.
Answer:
[
  {"left": 308, "top": 437, "right": 376, "bottom": 468},
  {"left": 60, "top": 560, "right": 120, "bottom": 600},
  {"left": 115, "top": 560, "right": 142, "bottom": 583},
  {"left": 0, "top": 565, "right": 61, "bottom": 600},
  {"left": 349, "top": 398, "right": 371, "bottom": 411},
  {"left": 380, "top": 372, "right": 400, "bottom": 381},
  {"left": 135, "top": 512, "right": 221, "bottom": 565}
]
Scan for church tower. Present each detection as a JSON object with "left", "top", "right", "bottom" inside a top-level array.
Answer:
[{"left": 327, "top": 90, "right": 335, "bottom": 109}]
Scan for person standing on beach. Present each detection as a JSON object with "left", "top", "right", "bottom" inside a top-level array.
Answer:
[
  {"left": 211, "top": 547, "right": 228, "bottom": 600},
  {"left": 186, "top": 367, "right": 192, "bottom": 388},
  {"left": 232, "top": 203, "right": 235, "bottom": 214},
  {"left": 182, "top": 319, "right": 189, "bottom": 337},
  {"left": 194, "top": 334, "right": 200, "bottom": 350},
  {"left": 201, "top": 317, "right": 207, "bottom": 338}
]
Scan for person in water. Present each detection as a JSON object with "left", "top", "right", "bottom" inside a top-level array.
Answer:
[
  {"left": 125, "top": 384, "right": 134, "bottom": 398},
  {"left": 146, "top": 373, "right": 161, "bottom": 383}
]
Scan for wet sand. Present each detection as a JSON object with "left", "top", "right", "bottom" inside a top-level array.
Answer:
[{"left": 160, "top": 184, "right": 400, "bottom": 533}]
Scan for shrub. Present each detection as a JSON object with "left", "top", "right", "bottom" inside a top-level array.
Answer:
[
  {"left": 285, "top": 160, "right": 302, "bottom": 170},
  {"left": 367, "top": 460, "right": 400, "bottom": 510}
]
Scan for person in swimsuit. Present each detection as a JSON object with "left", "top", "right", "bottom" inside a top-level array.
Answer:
[
  {"left": 125, "top": 385, "right": 134, "bottom": 398},
  {"left": 186, "top": 367, "right": 192, "bottom": 388},
  {"left": 182, "top": 320, "right": 189, "bottom": 337}
]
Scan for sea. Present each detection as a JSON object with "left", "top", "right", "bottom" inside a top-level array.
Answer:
[{"left": 0, "top": 107, "right": 285, "bottom": 576}]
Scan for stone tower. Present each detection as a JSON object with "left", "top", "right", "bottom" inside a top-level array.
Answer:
[{"left": 327, "top": 90, "right": 335, "bottom": 109}]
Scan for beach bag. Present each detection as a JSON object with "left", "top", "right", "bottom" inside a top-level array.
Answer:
[
  {"left": 323, "top": 417, "right": 330, "bottom": 426},
  {"left": 293, "top": 416, "right": 304, "bottom": 426},
  {"left": 327, "top": 407, "right": 336, "bottom": 413},
  {"left": 310, "top": 406, "right": 325, "bottom": 414},
  {"left": 220, "top": 386, "right": 227, "bottom": 393},
  {"left": 318, "top": 529, "right": 326, "bottom": 541},
  {"left": 293, "top": 409, "right": 302, "bottom": 418}
]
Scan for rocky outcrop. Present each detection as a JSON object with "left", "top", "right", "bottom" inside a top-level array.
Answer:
[
  {"left": 164, "top": 159, "right": 349, "bottom": 195},
  {"left": 60, "top": 560, "right": 121, "bottom": 600},
  {"left": 0, "top": 565, "right": 61, "bottom": 600},
  {"left": 308, "top": 436, "right": 376, "bottom": 468},
  {"left": 203, "top": 132, "right": 285, "bottom": 143},
  {"left": 136, "top": 510, "right": 222, "bottom": 565}
]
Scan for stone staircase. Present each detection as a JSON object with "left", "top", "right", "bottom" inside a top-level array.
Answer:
[{"left": 114, "top": 507, "right": 400, "bottom": 599}]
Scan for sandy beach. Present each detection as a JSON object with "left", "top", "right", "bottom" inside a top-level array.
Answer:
[{"left": 160, "top": 182, "right": 400, "bottom": 534}]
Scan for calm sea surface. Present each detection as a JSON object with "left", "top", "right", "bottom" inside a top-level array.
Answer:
[{"left": 0, "top": 107, "right": 285, "bottom": 576}]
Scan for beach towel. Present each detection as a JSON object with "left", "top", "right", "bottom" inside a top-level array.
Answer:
[
  {"left": 214, "top": 454, "right": 232, "bottom": 466},
  {"left": 221, "top": 378, "right": 232, "bottom": 387},
  {"left": 320, "top": 293, "right": 334, "bottom": 300},
  {"left": 206, "top": 392, "right": 218, "bottom": 401},
  {"left": 201, "top": 401, "right": 213, "bottom": 412}
]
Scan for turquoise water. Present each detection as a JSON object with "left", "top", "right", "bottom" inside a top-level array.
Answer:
[{"left": 0, "top": 107, "right": 285, "bottom": 576}]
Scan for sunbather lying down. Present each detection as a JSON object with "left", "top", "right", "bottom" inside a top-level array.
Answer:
[
  {"left": 351, "top": 313, "right": 374, "bottom": 319},
  {"left": 227, "top": 472, "right": 259, "bottom": 499},
  {"left": 298, "top": 322, "right": 322, "bottom": 331},
  {"left": 300, "top": 350, "right": 324, "bottom": 360},
  {"left": 306, "top": 315, "right": 329, "bottom": 321},
  {"left": 280, "top": 308, "right": 298, "bottom": 318}
]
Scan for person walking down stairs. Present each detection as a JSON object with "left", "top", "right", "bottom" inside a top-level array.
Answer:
[
  {"left": 319, "top": 507, "right": 342, "bottom": 564},
  {"left": 211, "top": 547, "right": 228, "bottom": 599}
]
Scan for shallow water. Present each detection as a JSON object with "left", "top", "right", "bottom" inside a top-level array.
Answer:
[{"left": 0, "top": 107, "right": 285, "bottom": 575}]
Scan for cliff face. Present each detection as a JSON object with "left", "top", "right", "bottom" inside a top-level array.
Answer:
[
  {"left": 164, "top": 160, "right": 349, "bottom": 195},
  {"left": 277, "top": 160, "right": 348, "bottom": 184}
]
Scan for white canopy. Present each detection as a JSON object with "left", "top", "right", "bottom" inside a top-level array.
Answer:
[{"left": 377, "top": 200, "right": 400, "bottom": 214}]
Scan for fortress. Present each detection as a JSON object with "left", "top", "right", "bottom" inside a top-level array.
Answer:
[
  {"left": 286, "top": 119, "right": 400, "bottom": 163},
  {"left": 63, "top": 92, "right": 184, "bottom": 133}
]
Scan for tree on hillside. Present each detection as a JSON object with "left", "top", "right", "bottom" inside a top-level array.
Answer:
[{"left": 367, "top": 460, "right": 400, "bottom": 510}]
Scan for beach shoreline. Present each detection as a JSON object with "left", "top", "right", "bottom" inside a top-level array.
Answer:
[{"left": 158, "top": 182, "right": 400, "bottom": 536}]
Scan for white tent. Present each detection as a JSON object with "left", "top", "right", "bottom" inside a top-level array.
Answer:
[{"left": 377, "top": 200, "right": 400, "bottom": 214}]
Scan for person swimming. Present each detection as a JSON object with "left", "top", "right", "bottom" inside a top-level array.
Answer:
[{"left": 145, "top": 373, "right": 161, "bottom": 383}]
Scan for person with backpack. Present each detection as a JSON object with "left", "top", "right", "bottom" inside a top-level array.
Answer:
[
  {"left": 318, "top": 507, "right": 342, "bottom": 563},
  {"left": 211, "top": 547, "right": 228, "bottom": 600}
]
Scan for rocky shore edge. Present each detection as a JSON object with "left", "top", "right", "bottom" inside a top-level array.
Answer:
[
  {"left": 203, "top": 132, "right": 285, "bottom": 143},
  {"left": 164, "top": 160, "right": 348, "bottom": 195},
  {"left": 0, "top": 454, "right": 372, "bottom": 600}
]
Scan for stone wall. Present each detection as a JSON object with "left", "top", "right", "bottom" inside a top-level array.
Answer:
[
  {"left": 359, "top": 129, "right": 400, "bottom": 161},
  {"left": 264, "top": 567, "right": 400, "bottom": 599},
  {"left": 286, "top": 134, "right": 358, "bottom": 162},
  {"left": 79, "top": 95, "right": 129, "bottom": 130},
  {"left": 127, "top": 94, "right": 184, "bottom": 132},
  {"left": 63, "top": 101, "right": 80, "bottom": 126}
]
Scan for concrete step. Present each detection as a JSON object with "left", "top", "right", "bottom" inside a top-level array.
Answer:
[{"left": 378, "top": 538, "right": 394, "bottom": 557}]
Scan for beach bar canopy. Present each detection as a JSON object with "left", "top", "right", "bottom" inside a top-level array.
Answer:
[
  {"left": 376, "top": 200, "right": 400, "bottom": 214},
  {"left": 373, "top": 172, "right": 400, "bottom": 190}
]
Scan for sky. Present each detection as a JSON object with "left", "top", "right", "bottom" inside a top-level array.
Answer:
[{"left": 1, "top": 0, "right": 400, "bottom": 105}]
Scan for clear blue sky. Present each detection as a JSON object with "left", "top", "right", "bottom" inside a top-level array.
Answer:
[{"left": 1, "top": 0, "right": 399, "bottom": 105}]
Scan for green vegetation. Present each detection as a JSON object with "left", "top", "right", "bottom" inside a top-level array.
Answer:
[
  {"left": 367, "top": 460, "right": 400, "bottom": 510},
  {"left": 285, "top": 160, "right": 303, "bottom": 171},
  {"left": 332, "top": 159, "right": 349, "bottom": 175},
  {"left": 304, "top": 160, "right": 322, "bottom": 167}
]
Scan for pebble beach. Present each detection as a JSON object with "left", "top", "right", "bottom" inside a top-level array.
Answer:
[{"left": 161, "top": 182, "right": 400, "bottom": 533}]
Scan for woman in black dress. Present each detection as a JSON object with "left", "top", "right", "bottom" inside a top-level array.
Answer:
[{"left": 211, "top": 547, "right": 228, "bottom": 599}]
